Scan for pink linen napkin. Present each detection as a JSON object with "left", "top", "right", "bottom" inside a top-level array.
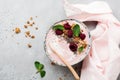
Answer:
[{"left": 64, "top": 1, "right": 120, "bottom": 80}]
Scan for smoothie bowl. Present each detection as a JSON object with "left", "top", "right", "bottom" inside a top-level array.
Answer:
[{"left": 44, "top": 19, "right": 91, "bottom": 66}]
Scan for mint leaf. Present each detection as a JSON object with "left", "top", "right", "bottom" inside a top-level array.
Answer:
[
  {"left": 73, "top": 24, "right": 80, "bottom": 37},
  {"left": 40, "top": 64, "right": 44, "bottom": 70},
  {"left": 34, "top": 61, "right": 46, "bottom": 78},
  {"left": 53, "top": 25, "right": 64, "bottom": 30},
  {"left": 35, "top": 61, "right": 40, "bottom": 70},
  {"left": 34, "top": 61, "right": 44, "bottom": 70},
  {"left": 78, "top": 46, "right": 84, "bottom": 52},
  {"left": 40, "top": 70, "right": 46, "bottom": 78}
]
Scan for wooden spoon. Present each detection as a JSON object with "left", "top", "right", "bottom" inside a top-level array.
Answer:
[{"left": 49, "top": 43, "right": 80, "bottom": 80}]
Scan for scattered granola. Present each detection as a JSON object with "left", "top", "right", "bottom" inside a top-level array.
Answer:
[
  {"left": 25, "top": 31, "right": 30, "bottom": 36},
  {"left": 13, "top": 16, "right": 38, "bottom": 48},
  {"left": 35, "top": 27, "right": 38, "bottom": 30},
  {"left": 15, "top": 27, "right": 21, "bottom": 34},
  {"left": 27, "top": 21, "right": 30, "bottom": 24},
  {"left": 24, "top": 25, "right": 28, "bottom": 28},
  {"left": 27, "top": 44, "right": 32, "bottom": 48},
  {"left": 31, "top": 35, "right": 35, "bottom": 39}
]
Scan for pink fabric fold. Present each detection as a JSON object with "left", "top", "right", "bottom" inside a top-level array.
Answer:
[{"left": 64, "top": 1, "right": 120, "bottom": 80}]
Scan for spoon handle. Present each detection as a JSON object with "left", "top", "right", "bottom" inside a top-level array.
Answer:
[{"left": 49, "top": 44, "right": 80, "bottom": 80}]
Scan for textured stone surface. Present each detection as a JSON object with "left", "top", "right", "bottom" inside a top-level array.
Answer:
[{"left": 0, "top": 0, "right": 119, "bottom": 80}]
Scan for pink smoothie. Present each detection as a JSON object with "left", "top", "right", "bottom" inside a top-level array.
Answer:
[{"left": 45, "top": 19, "right": 91, "bottom": 66}]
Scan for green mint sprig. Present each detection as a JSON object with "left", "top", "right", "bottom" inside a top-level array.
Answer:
[
  {"left": 73, "top": 24, "right": 80, "bottom": 37},
  {"left": 78, "top": 46, "right": 84, "bottom": 52},
  {"left": 53, "top": 25, "right": 64, "bottom": 30},
  {"left": 34, "top": 61, "right": 46, "bottom": 78}
]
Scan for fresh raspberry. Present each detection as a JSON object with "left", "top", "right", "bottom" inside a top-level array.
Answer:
[
  {"left": 55, "top": 29, "right": 63, "bottom": 35},
  {"left": 79, "top": 33, "right": 86, "bottom": 40},
  {"left": 64, "top": 23, "right": 71, "bottom": 30},
  {"left": 69, "top": 42, "right": 78, "bottom": 52},
  {"left": 67, "top": 30, "right": 73, "bottom": 38}
]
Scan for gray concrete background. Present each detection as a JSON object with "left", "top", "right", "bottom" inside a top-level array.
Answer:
[{"left": 0, "top": 0, "right": 119, "bottom": 80}]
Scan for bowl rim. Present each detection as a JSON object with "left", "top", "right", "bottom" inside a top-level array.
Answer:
[{"left": 44, "top": 19, "right": 92, "bottom": 66}]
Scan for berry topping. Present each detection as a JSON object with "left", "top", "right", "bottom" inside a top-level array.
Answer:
[
  {"left": 55, "top": 29, "right": 63, "bottom": 35},
  {"left": 52, "top": 21, "right": 87, "bottom": 54},
  {"left": 64, "top": 23, "right": 71, "bottom": 30},
  {"left": 69, "top": 42, "right": 78, "bottom": 52},
  {"left": 79, "top": 33, "right": 86, "bottom": 40},
  {"left": 67, "top": 30, "right": 73, "bottom": 38}
]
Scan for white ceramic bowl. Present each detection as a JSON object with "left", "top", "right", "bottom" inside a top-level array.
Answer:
[{"left": 44, "top": 19, "right": 91, "bottom": 66}]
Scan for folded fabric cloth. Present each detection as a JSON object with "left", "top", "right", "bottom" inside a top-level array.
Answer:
[{"left": 64, "top": 0, "right": 120, "bottom": 80}]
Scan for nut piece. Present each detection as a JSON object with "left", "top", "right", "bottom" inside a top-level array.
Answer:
[
  {"left": 25, "top": 31, "right": 30, "bottom": 36},
  {"left": 35, "top": 27, "right": 38, "bottom": 30},
  {"left": 83, "top": 43, "right": 87, "bottom": 48},
  {"left": 15, "top": 27, "right": 21, "bottom": 34},
  {"left": 79, "top": 40, "right": 87, "bottom": 48},
  {"left": 51, "top": 62, "right": 55, "bottom": 65},
  {"left": 24, "top": 25, "right": 28, "bottom": 28},
  {"left": 27, "top": 44, "right": 32, "bottom": 48},
  {"left": 63, "top": 30, "right": 68, "bottom": 35},
  {"left": 31, "top": 35, "right": 35, "bottom": 39},
  {"left": 73, "top": 37, "right": 80, "bottom": 43},
  {"left": 27, "top": 21, "right": 30, "bottom": 24}
]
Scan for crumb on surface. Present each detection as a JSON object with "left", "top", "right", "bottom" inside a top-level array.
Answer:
[
  {"left": 51, "top": 62, "right": 55, "bottom": 65},
  {"left": 27, "top": 44, "right": 32, "bottom": 48},
  {"left": 35, "top": 27, "right": 38, "bottom": 30},
  {"left": 24, "top": 25, "right": 28, "bottom": 28},
  {"left": 31, "top": 35, "right": 35, "bottom": 39},
  {"left": 25, "top": 31, "right": 30, "bottom": 36},
  {"left": 27, "top": 21, "right": 30, "bottom": 24},
  {"left": 14, "top": 16, "right": 38, "bottom": 48},
  {"left": 15, "top": 27, "right": 21, "bottom": 34}
]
